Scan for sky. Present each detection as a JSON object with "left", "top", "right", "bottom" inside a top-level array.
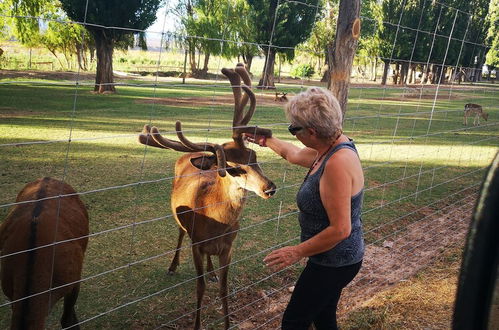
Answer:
[
  {"left": 144, "top": 4, "right": 180, "bottom": 49},
  {"left": 148, "top": 6, "right": 178, "bottom": 34}
]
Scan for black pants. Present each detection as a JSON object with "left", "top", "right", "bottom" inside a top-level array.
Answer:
[{"left": 282, "top": 260, "right": 362, "bottom": 330}]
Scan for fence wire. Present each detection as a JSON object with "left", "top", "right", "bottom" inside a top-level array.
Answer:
[{"left": 0, "top": 0, "right": 498, "bottom": 328}]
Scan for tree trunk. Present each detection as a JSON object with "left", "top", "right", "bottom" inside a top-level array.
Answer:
[
  {"left": 188, "top": 41, "right": 197, "bottom": 73},
  {"left": 409, "top": 64, "right": 417, "bottom": 83},
  {"left": 76, "top": 44, "right": 88, "bottom": 71},
  {"left": 381, "top": 59, "right": 390, "bottom": 85},
  {"left": 400, "top": 62, "right": 409, "bottom": 84},
  {"left": 93, "top": 31, "right": 115, "bottom": 93},
  {"left": 437, "top": 66, "right": 442, "bottom": 83},
  {"left": 475, "top": 64, "right": 483, "bottom": 82},
  {"left": 278, "top": 55, "right": 281, "bottom": 83},
  {"left": 431, "top": 64, "right": 438, "bottom": 84},
  {"left": 327, "top": 0, "right": 360, "bottom": 117},
  {"left": 422, "top": 64, "right": 431, "bottom": 84},
  {"left": 182, "top": 49, "right": 188, "bottom": 84},
  {"left": 258, "top": 48, "right": 276, "bottom": 89},
  {"left": 321, "top": 52, "right": 331, "bottom": 82},
  {"left": 246, "top": 56, "right": 253, "bottom": 73},
  {"left": 393, "top": 63, "right": 400, "bottom": 84},
  {"left": 241, "top": 53, "right": 254, "bottom": 73},
  {"left": 197, "top": 50, "right": 201, "bottom": 71},
  {"left": 49, "top": 48, "right": 65, "bottom": 70},
  {"left": 202, "top": 52, "right": 210, "bottom": 73}
]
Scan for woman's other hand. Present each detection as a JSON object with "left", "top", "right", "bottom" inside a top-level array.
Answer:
[{"left": 264, "top": 246, "right": 304, "bottom": 271}]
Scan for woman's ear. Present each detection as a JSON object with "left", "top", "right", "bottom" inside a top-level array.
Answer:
[{"left": 307, "top": 127, "right": 316, "bottom": 136}]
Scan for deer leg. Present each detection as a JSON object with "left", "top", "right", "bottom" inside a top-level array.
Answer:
[
  {"left": 219, "top": 251, "right": 232, "bottom": 330},
  {"left": 192, "top": 246, "right": 206, "bottom": 330},
  {"left": 168, "top": 227, "right": 186, "bottom": 274},
  {"left": 463, "top": 114, "right": 467, "bottom": 125},
  {"left": 206, "top": 255, "right": 219, "bottom": 283},
  {"left": 61, "top": 285, "right": 81, "bottom": 330}
]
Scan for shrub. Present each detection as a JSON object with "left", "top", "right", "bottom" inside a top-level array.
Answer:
[{"left": 291, "top": 64, "right": 315, "bottom": 79}]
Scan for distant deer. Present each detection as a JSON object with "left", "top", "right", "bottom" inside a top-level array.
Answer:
[
  {"left": 139, "top": 63, "right": 275, "bottom": 329},
  {"left": 275, "top": 92, "right": 288, "bottom": 102},
  {"left": 0, "top": 177, "right": 89, "bottom": 329},
  {"left": 463, "top": 103, "right": 488, "bottom": 126}
]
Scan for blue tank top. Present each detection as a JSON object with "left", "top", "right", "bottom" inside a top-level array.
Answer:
[{"left": 296, "top": 139, "right": 365, "bottom": 267}]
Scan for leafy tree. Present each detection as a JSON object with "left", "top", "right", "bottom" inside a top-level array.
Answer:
[
  {"left": 356, "top": 0, "right": 382, "bottom": 81},
  {"left": 297, "top": 0, "right": 337, "bottom": 78},
  {"left": 7, "top": 0, "right": 51, "bottom": 50},
  {"left": 485, "top": 0, "right": 498, "bottom": 75},
  {"left": 456, "top": 0, "right": 491, "bottom": 81},
  {"left": 60, "top": 0, "right": 161, "bottom": 93},
  {"left": 40, "top": 18, "right": 93, "bottom": 70},
  {"left": 9, "top": 0, "right": 47, "bottom": 45},
  {"left": 182, "top": 0, "right": 226, "bottom": 75},
  {"left": 231, "top": 0, "right": 259, "bottom": 72},
  {"left": 177, "top": 0, "right": 258, "bottom": 76},
  {"left": 377, "top": 0, "right": 491, "bottom": 85},
  {"left": 378, "top": 0, "right": 430, "bottom": 85},
  {"left": 8, "top": 0, "right": 94, "bottom": 70},
  {"left": 247, "top": 0, "right": 320, "bottom": 88},
  {"left": 0, "top": 1, "right": 11, "bottom": 41}
]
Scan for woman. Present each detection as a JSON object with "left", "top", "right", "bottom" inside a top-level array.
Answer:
[{"left": 246, "top": 87, "right": 364, "bottom": 329}]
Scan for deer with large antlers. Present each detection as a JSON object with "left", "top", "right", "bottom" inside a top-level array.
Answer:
[{"left": 139, "top": 63, "right": 275, "bottom": 329}]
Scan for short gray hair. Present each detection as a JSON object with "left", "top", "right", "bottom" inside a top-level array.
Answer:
[{"left": 285, "top": 87, "right": 343, "bottom": 141}]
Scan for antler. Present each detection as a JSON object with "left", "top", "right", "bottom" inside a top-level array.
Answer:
[
  {"left": 222, "top": 63, "right": 272, "bottom": 147},
  {"left": 138, "top": 123, "right": 227, "bottom": 177}
]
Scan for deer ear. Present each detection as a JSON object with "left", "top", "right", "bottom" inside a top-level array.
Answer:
[{"left": 190, "top": 155, "right": 217, "bottom": 170}]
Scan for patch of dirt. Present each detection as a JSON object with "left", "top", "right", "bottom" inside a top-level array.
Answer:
[
  {"left": 0, "top": 69, "right": 96, "bottom": 81},
  {"left": 0, "top": 108, "right": 42, "bottom": 118},
  {"left": 136, "top": 94, "right": 289, "bottom": 108}
]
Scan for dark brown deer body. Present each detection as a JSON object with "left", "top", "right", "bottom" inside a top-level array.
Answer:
[
  {"left": 0, "top": 177, "right": 89, "bottom": 330},
  {"left": 139, "top": 64, "right": 275, "bottom": 329}
]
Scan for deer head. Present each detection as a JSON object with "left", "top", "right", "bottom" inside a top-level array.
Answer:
[{"left": 138, "top": 64, "right": 275, "bottom": 198}]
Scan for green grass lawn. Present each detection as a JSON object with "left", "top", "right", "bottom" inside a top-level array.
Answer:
[{"left": 0, "top": 73, "right": 498, "bottom": 329}]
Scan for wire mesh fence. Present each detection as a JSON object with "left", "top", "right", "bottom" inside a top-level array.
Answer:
[{"left": 0, "top": 0, "right": 498, "bottom": 328}]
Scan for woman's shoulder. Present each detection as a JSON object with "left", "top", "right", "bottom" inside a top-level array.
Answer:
[{"left": 324, "top": 143, "right": 361, "bottom": 175}]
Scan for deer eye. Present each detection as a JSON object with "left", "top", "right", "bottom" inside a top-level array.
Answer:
[{"left": 226, "top": 166, "right": 247, "bottom": 177}]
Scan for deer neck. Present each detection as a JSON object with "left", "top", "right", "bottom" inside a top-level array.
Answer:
[{"left": 216, "top": 175, "right": 247, "bottom": 223}]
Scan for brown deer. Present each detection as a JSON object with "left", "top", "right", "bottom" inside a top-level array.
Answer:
[
  {"left": 275, "top": 92, "right": 288, "bottom": 102},
  {"left": 463, "top": 103, "right": 488, "bottom": 126},
  {"left": 0, "top": 177, "right": 89, "bottom": 330},
  {"left": 138, "top": 63, "right": 275, "bottom": 329}
]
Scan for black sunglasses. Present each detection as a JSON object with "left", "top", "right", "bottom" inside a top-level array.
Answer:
[{"left": 288, "top": 124, "right": 303, "bottom": 136}]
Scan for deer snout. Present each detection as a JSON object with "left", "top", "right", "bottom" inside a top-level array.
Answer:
[{"left": 264, "top": 182, "right": 277, "bottom": 198}]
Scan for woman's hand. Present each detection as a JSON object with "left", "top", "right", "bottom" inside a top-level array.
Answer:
[
  {"left": 263, "top": 245, "right": 304, "bottom": 271},
  {"left": 243, "top": 133, "right": 267, "bottom": 147}
]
